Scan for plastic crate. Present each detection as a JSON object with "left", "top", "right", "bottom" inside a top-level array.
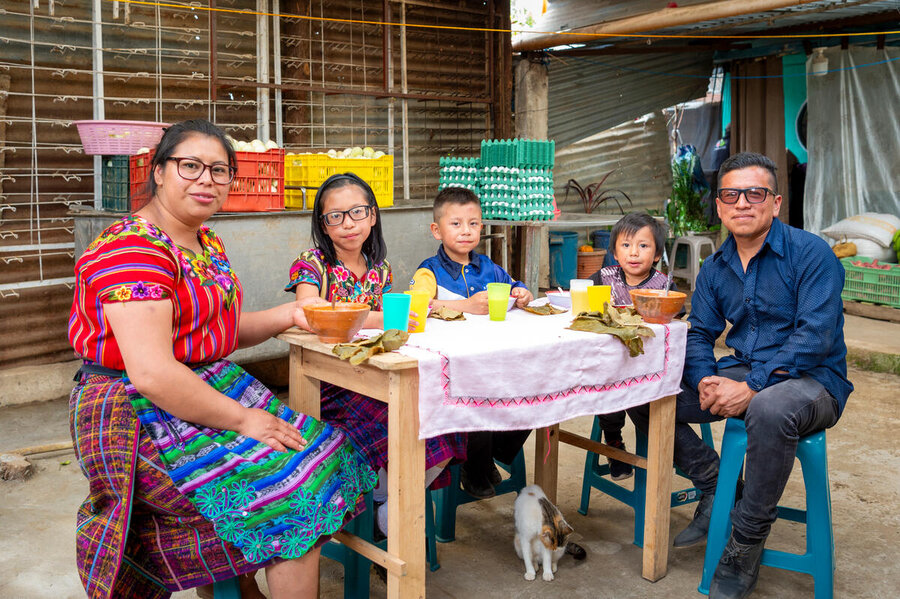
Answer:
[
  {"left": 284, "top": 153, "right": 393, "bottom": 209},
  {"left": 130, "top": 149, "right": 285, "bottom": 212},
  {"left": 840, "top": 257, "right": 900, "bottom": 308},
  {"left": 101, "top": 155, "right": 131, "bottom": 212},
  {"left": 74, "top": 120, "right": 169, "bottom": 155}
]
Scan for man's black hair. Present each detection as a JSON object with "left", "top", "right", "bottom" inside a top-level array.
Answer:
[
  {"left": 311, "top": 173, "right": 387, "bottom": 266},
  {"left": 717, "top": 151, "right": 778, "bottom": 191}
]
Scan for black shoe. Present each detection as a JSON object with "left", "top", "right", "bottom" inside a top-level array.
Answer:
[
  {"left": 709, "top": 535, "right": 765, "bottom": 599},
  {"left": 673, "top": 491, "right": 714, "bottom": 548},
  {"left": 489, "top": 464, "right": 503, "bottom": 486},
  {"left": 606, "top": 439, "right": 633, "bottom": 481},
  {"left": 460, "top": 466, "right": 496, "bottom": 499}
]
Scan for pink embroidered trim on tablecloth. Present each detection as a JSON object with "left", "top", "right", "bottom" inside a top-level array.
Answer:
[{"left": 404, "top": 325, "right": 671, "bottom": 408}]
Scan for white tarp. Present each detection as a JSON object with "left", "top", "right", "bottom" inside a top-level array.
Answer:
[{"left": 805, "top": 46, "right": 900, "bottom": 236}]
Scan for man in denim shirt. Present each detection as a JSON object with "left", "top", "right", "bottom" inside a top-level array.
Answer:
[{"left": 629, "top": 152, "right": 852, "bottom": 599}]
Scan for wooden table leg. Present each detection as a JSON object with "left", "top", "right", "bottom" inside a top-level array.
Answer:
[
  {"left": 387, "top": 369, "right": 426, "bottom": 599},
  {"left": 288, "top": 345, "right": 321, "bottom": 418},
  {"left": 533, "top": 424, "right": 559, "bottom": 503},
  {"left": 642, "top": 394, "right": 676, "bottom": 581}
]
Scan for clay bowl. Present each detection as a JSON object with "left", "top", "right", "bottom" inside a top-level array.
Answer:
[
  {"left": 629, "top": 289, "right": 686, "bottom": 324},
  {"left": 303, "top": 303, "right": 371, "bottom": 343}
]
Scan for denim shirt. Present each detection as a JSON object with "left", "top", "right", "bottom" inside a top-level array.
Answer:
[{"left": 684, "top": 218, "right": 853, "bottom": 413}]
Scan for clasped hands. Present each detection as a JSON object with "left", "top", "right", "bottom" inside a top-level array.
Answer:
[{"left": 698, "top": 376, "right": 756, "bottom": 418}]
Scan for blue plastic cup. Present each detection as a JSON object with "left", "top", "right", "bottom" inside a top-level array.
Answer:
[{"left": 382, "top": 293, "right": 412, "bottom": 331}]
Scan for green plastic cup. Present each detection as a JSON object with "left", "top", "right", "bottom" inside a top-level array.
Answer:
[
  {"left": 487, "top": 282, "right": 512, "bottom": 322},
  {"left": 382, "top": 293, "right": 412, "bottom": 331}
]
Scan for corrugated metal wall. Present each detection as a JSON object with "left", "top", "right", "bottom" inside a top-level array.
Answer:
[
  {"left": 0, "top": 0, "right": 509, "bottom": 369},
  {"left": 554, "top": 112, "right": 672, "bottom": 216},
  {"left": 547, "top": 51, "right": 713, "bottom": 148}
]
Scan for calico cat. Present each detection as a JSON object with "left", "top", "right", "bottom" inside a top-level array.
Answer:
[{"left": 513, "top": 484, "right": 575, "bottom": 581}]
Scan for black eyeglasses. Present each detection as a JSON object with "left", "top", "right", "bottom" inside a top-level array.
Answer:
[
  {"left": 321, "top": 205, "right": 373, "bottom": 227},
  {"left": 717, "top": 187, "right": 774, "bottom": 204},
  {"left": 166, "top": 157, "right": 236, "bottom": 185}
]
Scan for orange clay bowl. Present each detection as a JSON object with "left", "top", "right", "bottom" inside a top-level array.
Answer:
[
  {"left": 629, "top": 289, "right": 686, "bottom": 324},
  {"left": 303, "top": 303, "right": 371, "bottom": 344}
]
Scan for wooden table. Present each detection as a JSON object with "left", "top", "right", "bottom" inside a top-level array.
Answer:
[{"left": 278, "top": 328, "right": 677, "bottom": 598}]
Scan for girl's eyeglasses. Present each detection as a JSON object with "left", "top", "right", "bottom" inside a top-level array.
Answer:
[
  {"left": 166, "top": 157, "right": 236, "bottom": 185},
  {"left": 717, "top": 187, "right": 774, "bottom": 204},
  {"left": 321, "top": 205, "right": 372, "bottom": 227}
]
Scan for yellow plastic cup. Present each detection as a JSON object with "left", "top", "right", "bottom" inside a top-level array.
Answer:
[
  {"left": 404, "top": 290, "right": 431, "bottom": 333},
  {"left": 569, "top": 278, "right": 592, "bottom": 315},
  {"left": 587, "top": 285, "right": 612, "bottom": 313},
  {"left": 487, "top": 282, "right": 512, "bottom": 322}
]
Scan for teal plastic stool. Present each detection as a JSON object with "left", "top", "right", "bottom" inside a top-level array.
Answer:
[
  {"left": 212, "top": 577, "right": 242, "bottom": 598},
  {"left": 433, "top": 450, "right": 527, "bottom": 543},
  {"left": 578, "top": 416, "right": 714, "bottom": 547},
  {"left": 698, "top": 419, "right": 834, "bottom": 598}
]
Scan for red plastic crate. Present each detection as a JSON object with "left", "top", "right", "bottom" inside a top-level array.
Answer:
[{"left": 129, "top": 149, "right": 285, "bottom": 212}]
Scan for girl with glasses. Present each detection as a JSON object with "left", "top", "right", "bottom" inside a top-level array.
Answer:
[
  {"left": 68, "top": 120, "right": 377, "bottom": 599},
  {"left": 284, "top": 173, "right": 467, "bottom": 537}
]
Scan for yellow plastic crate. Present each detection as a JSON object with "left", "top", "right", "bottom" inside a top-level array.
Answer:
[{"left": 284, "top": 153, "right": 394, "bottom": 209}]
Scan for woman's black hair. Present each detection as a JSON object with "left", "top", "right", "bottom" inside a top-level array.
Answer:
[
  {"left": 146, "top": 119, "right": 237, "bottom": 199},
  {"left": 610, "top": 212, "right": 667, "bottom": 259},
  {"left": 311, "top": 172, "right": 387, "bottom": 266}
]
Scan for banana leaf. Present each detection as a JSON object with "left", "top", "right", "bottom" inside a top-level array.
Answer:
[
  {"left": 428, "top": 306, "right": 466, "bottom": 321},
  {"left": 332, "top": 329, "right": 410, "bottom": 365},
  {"left": 568, "top": 307, "right": 655, "bottom": 357},
  {"left": 521, "top": 303, "right": 567, "bottom": 316}
]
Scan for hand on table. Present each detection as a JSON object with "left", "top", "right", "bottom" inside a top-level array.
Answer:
[
  {"left": 511, "top": 286, "right": 534, "bottom": 308},
  {"left": 238, "top": 407, "right": 307, "bottom": 452},
  {"left": 464, "top": 291, "right": 489, "bottom": 315},
  {"left": 699, "top": 376, "right": 755, "bottom": 418},
  {"left": 291, "top": 296, "right": 328, "bottom": 332}
]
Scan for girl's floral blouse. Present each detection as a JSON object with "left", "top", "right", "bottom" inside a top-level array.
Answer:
[{"left": 284, "top": 248, "right": 391, "bottom": 310}]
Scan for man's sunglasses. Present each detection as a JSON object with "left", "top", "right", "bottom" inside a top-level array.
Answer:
[{"left": 717, "top": 187, "right": 774, "bottom": 205}]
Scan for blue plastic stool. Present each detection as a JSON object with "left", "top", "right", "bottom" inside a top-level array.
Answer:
[
  {"left": 579, "top": 416, "right": 714, "bottom": 547},
  {"left": 433, "top": 450, "right": 527, "bottom": 543},
  {"left": 698, "top": 419, "right": 834, "bottom": 598},
  {"left": 212, "top": 577, "right": 242, "bottom": 598}
]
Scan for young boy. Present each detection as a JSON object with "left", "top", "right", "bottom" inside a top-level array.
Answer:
[
  {"left": 589, "top": 212, "right": 680, "bottom": 480},
  {"left": 410, "top": 187, "right": 534, "bottom": 498}
]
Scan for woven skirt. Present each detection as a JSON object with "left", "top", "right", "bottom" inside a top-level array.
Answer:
[
  {"left": 70, "top": 360, "right": 377, "bottom": 598},
  {"left": 320, "top": 382, "right": 467, "bottom": 489}
]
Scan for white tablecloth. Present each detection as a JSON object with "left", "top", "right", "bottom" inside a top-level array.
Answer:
[{"left": 366, "top": 309, "right": 687, "bottom": 440}]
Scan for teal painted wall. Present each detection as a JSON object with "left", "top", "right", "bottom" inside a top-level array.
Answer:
[
  {"left": 721, "top": 72, "right": 731, "bottom": 136},
  {"left": 782, "top": 54, "right": 808, "bottom": 163}
]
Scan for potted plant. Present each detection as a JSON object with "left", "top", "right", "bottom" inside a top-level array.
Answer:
[
  {"left": 666, "top": 147, "right": 709, "bottom": 239},
  {"left": 561, "top": 171, "right": 633, "bottom": 215}
]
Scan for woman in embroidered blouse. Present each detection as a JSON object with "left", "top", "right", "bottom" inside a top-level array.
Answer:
[
  {"left": 68, "top": 120, "right": 376, "bottom": 599},
  {"left": 285, "top": 173, "right": 467, "bottom": 536}
]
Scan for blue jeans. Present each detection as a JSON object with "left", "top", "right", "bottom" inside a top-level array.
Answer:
[{"left": 627, "top": 365, "right": 840, "bottom": 542}]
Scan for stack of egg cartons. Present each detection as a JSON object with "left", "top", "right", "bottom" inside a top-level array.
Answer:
[
  {"left": 438, "top": 156, "right": 481, "bottom": 194},
  {"left": 479, "top": 139, "right": 555, "bottom": 221}
]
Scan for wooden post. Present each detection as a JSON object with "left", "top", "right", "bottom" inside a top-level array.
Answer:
[
  {"left": 523, "top": 223, "right": 543, "bottom": 294},
  {"left": 288, "top": 346, "right": 321, "bottom": 418},
  {"left": 386, "top": 369, "right": 426, "bottom": 599},
  {"left": 533, "top": 424, "right": 559, "bottom": 503},
  {"left": 642, "top": 394, "right": 676, "bottom": 581}
]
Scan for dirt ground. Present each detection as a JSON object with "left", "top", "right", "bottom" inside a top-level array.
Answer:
[{"left": 1, "top": 365, "right": 898, "bottom": 599}]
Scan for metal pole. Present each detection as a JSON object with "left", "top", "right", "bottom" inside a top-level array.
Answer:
[
  {"left": 400, "top": 0, "right": 409, "bottom": 202},
  {"left": 257, "top": 0, "right": 270, "bottom": 142},
  {"left": 91, "top": 0, "right": 105, "bottom": 211},
  {"left": 273, "top": 0, "right": 283, "bottom": 146}
]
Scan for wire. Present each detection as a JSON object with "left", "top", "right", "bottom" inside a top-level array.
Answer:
[
  {"left": 552, "top": 51, "right": 900, "bottom": 80},
  {"left": 109, "top": 0, "right": 900, "bottom": 41}
]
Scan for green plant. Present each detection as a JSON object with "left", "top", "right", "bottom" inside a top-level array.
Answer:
[
  {"left": 666, "top": 152, "right": 708, "bottom": 237},
  {"left": 561, "top": 172, "right": 633, "bottom": 214}
]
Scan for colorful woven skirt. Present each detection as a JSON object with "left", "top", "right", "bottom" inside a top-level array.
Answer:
[{"left": 70, "top": 360, "right": 377, "bottom": 598}]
